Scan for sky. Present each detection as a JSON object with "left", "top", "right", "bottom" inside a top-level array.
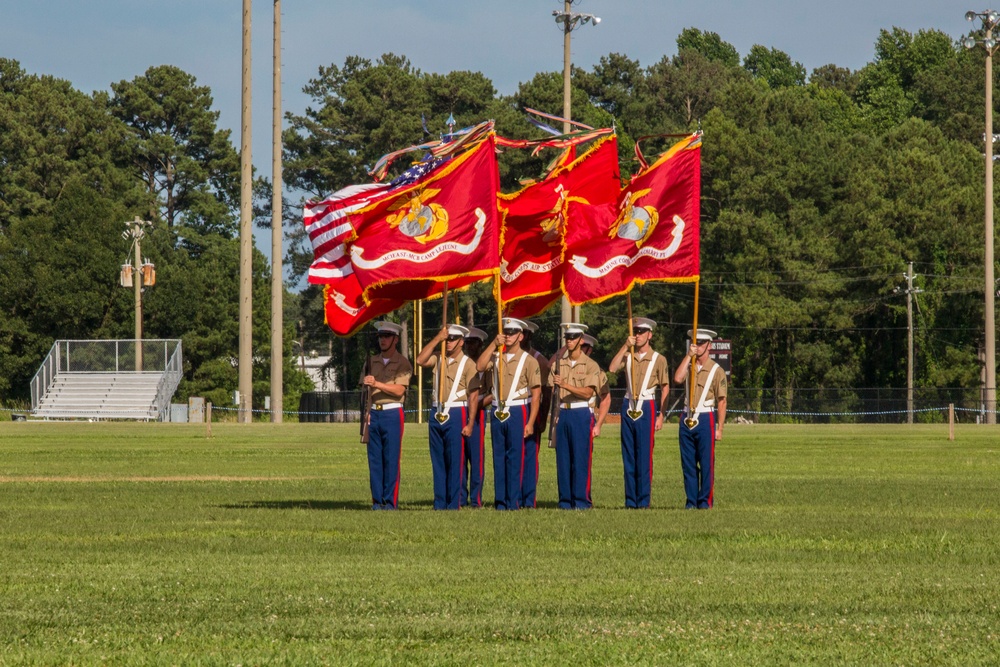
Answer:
[{"left": 1, "top": 0, "right": 981, "bottom": 264}]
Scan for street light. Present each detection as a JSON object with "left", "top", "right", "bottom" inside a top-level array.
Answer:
[
  {"left": 121, "top": 217, "right": 155, "bottom": 372},
  {"left": 552, "top": 0, "right": 600, "bottom": 327},
  {"left": 965, "top": 9, "right": 999, "bottom": 424}
]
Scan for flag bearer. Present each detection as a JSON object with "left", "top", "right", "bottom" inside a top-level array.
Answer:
[
  {"left": 673, "top": 328, "right": 727, "bottom": 509},
  {"left": 461, "top": 327, "right": 490, "bottom": 508},
  {"left": 608, "top": 317, "right": 670, "bottom": 508},
  {"left": 550, "top": 323, "right": 603, "bottom": 509},
  {"left": 363, "top": 321, "right": 413, "bottom": 510},
  {"left": 476, "top": 317, "right": 541, "bottom": 510},
  {"left": 581, "top": 334, "right": 612, "bottom": 438},
  {"left": 416, "top": 324, "right": 479, "bottom": 510},
  {"left": 521, "top": 319, "right": 550, "bottom": 508}
]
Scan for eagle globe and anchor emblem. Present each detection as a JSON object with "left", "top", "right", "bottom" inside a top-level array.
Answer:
[
  {"left": 386, "top": 188, "right": 449, "bottom": 244},
  {"left": 610, "top": 188, "right": 658, "bottom": 247}
]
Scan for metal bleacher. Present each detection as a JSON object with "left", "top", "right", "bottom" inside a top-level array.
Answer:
[{"left": 30, "top": 340, "right": 183, "bottom": 421}]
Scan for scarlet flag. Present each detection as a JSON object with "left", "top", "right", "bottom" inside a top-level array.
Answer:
[
  {"left": 347, "top": 135, "right": 500, "bottom": 302},
  {"left": 563, "top": 134, "right": 701, "bottom": 304},
  {"left": 497, "top": 135, "right": 620, "bottom": 316},
  {"left": 304, "top": 186, "right": 404, "bottom": 336},
  {"left": 322, "top": 278, "right": 402, "bottom": 337}
]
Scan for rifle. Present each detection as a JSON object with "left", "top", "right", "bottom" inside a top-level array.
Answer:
[
  {"left": 360, "top": 352, "right": 372, "bottom": 444},
  {"left": 547, "top": 353, "right": 561, "bottom": 448}
]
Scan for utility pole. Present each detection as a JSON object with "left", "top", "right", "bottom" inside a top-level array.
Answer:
[
  {"left": 963, "top": 10, "right": 999, "bottom": 424},
  {"left": 906, "top": 262, "right": 916, "bottom": 424},
  {"left": 553, "top": 0, "right": 600, "bottom": 332},
  {"left": 238, "top": 0, "right": 253, "bottom": 423},
  {"left": 270, "top": 0, "right": 283, "bottom": 423}
]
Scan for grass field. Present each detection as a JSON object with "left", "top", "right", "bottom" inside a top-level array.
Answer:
[{"left": 0, "top": 421, "right": 997, "bottom": 665}]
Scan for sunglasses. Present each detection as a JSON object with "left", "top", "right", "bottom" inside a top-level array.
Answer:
[
  {"left": 565, "top": 332, "right": 583, "bottom": 340},
  {"left": 377, "top": 332, "right": 396, "bottom": 339},
  {"left": 502, "top": 328, "right": 521, "bottom": 336},
  {"left": 635, "top": 328, "right": 652, "bottom": 335},
  {"left": 446, "top": 335, "right": 463, "bottom": 342}
]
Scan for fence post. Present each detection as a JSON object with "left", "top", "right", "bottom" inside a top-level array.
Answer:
[
  {"left": 948, "top": 403, "right": 954, "bottom": 441},
  {"left": 206, "top": 402, "right": 213, "bottom": 439}
]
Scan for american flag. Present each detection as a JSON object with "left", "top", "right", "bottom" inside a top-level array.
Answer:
[{"left": 304, "top": 158, "right": 447, "bottom": 284}]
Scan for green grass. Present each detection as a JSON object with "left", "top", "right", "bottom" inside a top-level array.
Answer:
[{"left": 0, "top": 422, "right": 997, "bottom": 665}]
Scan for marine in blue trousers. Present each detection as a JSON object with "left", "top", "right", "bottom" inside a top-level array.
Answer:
[
  {"left": 674, "top": 328, "right": 728, "bottom": 509},
  {"left": 460, "top": 328, "right": 490, "bottom": 508},
  {"left": 609, "top": 317, "right": 671, "bottom": 509},
  {"left": 416, "top": 324, "right": 479, "bottom": 511},
  {"left": 475, "top": 318, "right": 541, "bottom": 511},
  {"left": 550, "top": 323, "right": 602, "bottom": 510},
  {"left": 363, "top": 321, "right": 413, "bottom": 510}
]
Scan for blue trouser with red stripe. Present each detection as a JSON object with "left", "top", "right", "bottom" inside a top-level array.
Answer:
[
  {"left": 679, "top": 410, "right": 716, "bottom": 509},
  {"left": 621, "top": 398, "right": 656, "bottom": 508},
  {"left": 521, "top": 427, "right": 540, "bottom": 509},
  {"left": 461, "top": 409, "right": 486, "bottom": 508},
  {"left": 428, "top": 406, "right": 465, "bottom": 510},
  {"left": 555, "top": 407, "right": 594, "bottom": 509},
  {"left": 367, "top": 407, "right": 404, "bottom": 509},
  {"left": 491, "top": 404, "right": 530, "bottom": 510}
]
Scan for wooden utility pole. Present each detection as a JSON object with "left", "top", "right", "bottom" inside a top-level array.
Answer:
[
  {"left": 238, "top": 0, "right": 253, "bottom": 423},
  {"left": 270, "top": 0, "right": 283, "bottom": 423}
]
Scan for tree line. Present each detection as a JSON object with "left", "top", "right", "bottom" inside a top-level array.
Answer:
[{"left": 1, "top": 25, "right": 994, "bottom": 411}]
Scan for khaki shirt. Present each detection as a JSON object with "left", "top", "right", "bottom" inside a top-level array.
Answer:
[
  {"left": 468, "top": 370, "right": 492, "bottom": 400},
  {"left": 626, "top": 350, "right": 670, "bottom": 400},
  {"left": 484, "top": 349, "right": 541, "bottom": 402},
  {"left": 548, "top": 352, "right": 603, "bottom": 405},
  {"left": 366, "top": 350, "right": 413, "bottom": 405},
  {"left": 686, "top": 358, "right": 728, "bottom": 410},
  {"left": 598, "top": 371, "right": 610, "bottom": 401},
  {"left": 432, "top": 353, "right": 478, "bottom": 405}
]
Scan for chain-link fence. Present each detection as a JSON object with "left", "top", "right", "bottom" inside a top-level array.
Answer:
[
  {"left": 55, "top": 340, "right": 180, "bottom": 373},
  {"left": 297, "top": 386, "right": 987, "bottom": 424}
]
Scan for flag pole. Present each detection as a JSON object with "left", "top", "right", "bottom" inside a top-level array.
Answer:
[
  {"left": 626, "top": 292, "right": 642, "bottom": 419},
  {"left": 494, "top": 272, "right": 507, "bottom": 420},
  {"left": 436, "top": 282, "right": 449, "bottom": 423},
  {"left": 684, "top": 279, "right": 701, "bottom": 429}
]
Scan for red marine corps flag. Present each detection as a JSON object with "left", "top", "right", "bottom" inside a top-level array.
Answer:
[
  {"left": 347, "top": 134, "right": 500, "bottom": 302},
  {"left": 303, "top": 186, "right": 404, "bottom": 336},
  {"left": 497, "top": 134, "right": 620, "bottom": 317},
  {"left": 562, "top": 133, "right": 701, "bottom": 304}
]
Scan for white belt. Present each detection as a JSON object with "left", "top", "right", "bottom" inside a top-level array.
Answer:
[
  {"left": 372, "top": 402, "right": 403, "bottom": 410},
  {"left": 686, "top": 407, "right": 715, "bottom": 415},
  {"left": 432, "top": 402, "right": 466, "bottom": 409},
  {"left": 625, "top": 398, "right": 654, "bottom": 407},
  {"left": 560, "top": 402, "right": 592, "bottom": 410},
  {"left": 499, "top": 398, "right": 529, "bottom": 406}
]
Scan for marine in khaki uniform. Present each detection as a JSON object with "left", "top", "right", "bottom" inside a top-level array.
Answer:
[
  {"left": 520, "top": 319, "right": 550, "bottom": 508},
  {"left": 673, "top": 328, "right": 728, "bottom": 509},
  {"left": 581, "top": 334, "right": 611, "bottom": 438},
  {"left": 609, "top": 317, "right": 671, "bottom": 508},
  {"left": 362, "top": 321, "right": 413, "bottom": 510},
  {"left": 475, "top": 317, "right": 541, "bottom": 510},
  {"left": 461, "top": 327, "right": 490, "bottom": 508},
  {"left": 549, "top": 323, "right": 603, "bottom": 509},
  {"left": 416, "top": 324, "right": 479, "bottom": 510}
]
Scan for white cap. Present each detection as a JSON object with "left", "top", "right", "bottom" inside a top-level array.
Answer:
[
  {"left": 465, "top": 327, "right": 488, "bottom": 342},
  {"left": 374, "top": 321, "right": 403, "bottom": 336},
  {"left": 633, "top": 317, "right": 656, "bottom": 332},
  {"left": 560, "top": 322, "right": 589, "bottom": 336},
  {"left": 687, "top": 328, "right": 717, "bottom": 343},
  {"left": 447, "top": 324, "right": 470, "bottom": 338},
  {"left": 522, "top": 320, "right": 539, "bottom": 334},
  {"left": 582, "top": 334, "right": 597, "bottom": 348},
  {"left": 501, "top": 317, "right": 530, "bottom": 332}
]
